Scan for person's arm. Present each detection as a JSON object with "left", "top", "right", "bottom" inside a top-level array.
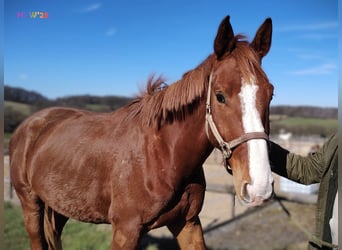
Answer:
[
  {"left": 268, "top": 135, "right": 336, "bottom": 185},
  {"left": 267, "top": 141, "right": 289, "bottom": 178}
]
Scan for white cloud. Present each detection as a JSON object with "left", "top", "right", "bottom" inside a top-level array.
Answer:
[
  {"left": 78, "top": 3, "right": 102, "bottom": 13},
  {"left": 105, "top": 27, "right": 117, "bottom": 37},
  {"left": 290, "top": 63, "right": 337, "bottom": 75},
  {"left": 296, "top": 53, "right": 323, "bottom": 60},
  {"left": 278, "top": 21, "right": 338, "bottom": 32},
  {"left": 18, "top": 73, "right": 29, "bottom": 80},
  {"left": 295, "top": 33, "right": 337, "bottom": 40}
]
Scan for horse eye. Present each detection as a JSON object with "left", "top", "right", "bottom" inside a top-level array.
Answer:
[{"left": 216, "top": 93, "right": 226, "bottom": 104}]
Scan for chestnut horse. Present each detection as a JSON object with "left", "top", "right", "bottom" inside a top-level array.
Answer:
[{"left": 10, "top": 16, "right": 274, "bottom": 249}]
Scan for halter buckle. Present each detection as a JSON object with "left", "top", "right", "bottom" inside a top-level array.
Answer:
[
  {"left": 221, "top": 143, "right": 232, "bottom": 159},
  {"left": 206, "top": 104, "right": 211, "bottom": 115}
]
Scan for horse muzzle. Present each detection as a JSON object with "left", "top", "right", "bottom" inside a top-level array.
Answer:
[{"left": 241, "top": 179, "right": 274, "bottom": 206}]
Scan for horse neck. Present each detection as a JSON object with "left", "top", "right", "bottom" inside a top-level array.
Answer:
[
  {"left": 164, "top": 58, "right": 215, "bottom": 171},
  {"left": 163, "top": 97, "right": 214, "bottom": 173}
]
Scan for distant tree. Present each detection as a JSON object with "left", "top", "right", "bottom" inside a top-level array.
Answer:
[
  {"left": 55, "top": 95, "right": 132, "bottom": 111},
  {"left": 270, "top": 105, "right": 337, "bottom": 119},
  {"left": 4, "top": 106, "right": 27, "bottom": 133},
  {"left": 4, "top": 86, "right": 48, "bottom": 105}
]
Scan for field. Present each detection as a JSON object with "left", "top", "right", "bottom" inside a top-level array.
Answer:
[
  {"left": 4, "top": 202, "right": 114, "bottom": 250},
  {"left": 270, "top": 116, "right": 337, "bottom": 136},
  {"left": 4, "top": 101, "right": 32, "bottom": 117}
]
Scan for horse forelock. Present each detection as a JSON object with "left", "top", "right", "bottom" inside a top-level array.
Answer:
[
  {"left": 125, "top": 55, "right": 214, "bottom": 128},
  {"left": 232, "top": 36, "right": 269, "bottom": 84}
]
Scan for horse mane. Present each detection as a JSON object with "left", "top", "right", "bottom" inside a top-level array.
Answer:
[
  {"left": 124, "top": 35, "right": 267, "bottom": 128},
  {"left": 124, "top": 55, "right": 215, "bottom": 128}
]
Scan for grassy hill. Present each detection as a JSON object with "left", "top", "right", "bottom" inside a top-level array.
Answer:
[
  {"left": 4, "top": 101, "right": 32, "bottom": 116},
  {"left": 4, "top": 85, "right": 338, "bottom": 137},
  {"left": 270, "top": 116, "right": 337, "bottom": 136}
]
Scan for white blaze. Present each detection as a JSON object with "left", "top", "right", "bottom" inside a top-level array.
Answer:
[{"left": 239, "top": 78, "right": 273, "bottom": 201}]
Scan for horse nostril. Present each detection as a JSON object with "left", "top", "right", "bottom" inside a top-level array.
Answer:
[{"left": 241, "top": 181, "right": 252, "bottom": 203}]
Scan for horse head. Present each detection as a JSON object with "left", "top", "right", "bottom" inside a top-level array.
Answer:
[{"left": 207, "top": 16, "right": 274, "bottom": 206}]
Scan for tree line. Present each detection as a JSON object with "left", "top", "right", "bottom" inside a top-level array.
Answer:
[
  {"left": 270, "top": 105, "right": 337, "bottom": 120},
  {"left": 4, "top": 85, "right": 338, "bottom": 133},
  {"left": 4, "top": 85, "right": 132, "bottom": 132}
]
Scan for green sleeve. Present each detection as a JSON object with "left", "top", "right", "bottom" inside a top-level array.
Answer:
[{"left": 269, "top": 134, "right": 336, "bottom": 185}]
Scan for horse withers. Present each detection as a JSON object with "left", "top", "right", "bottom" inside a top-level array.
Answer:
[{"left": 10, "top": 16, "right": 274, "bottom": 249}]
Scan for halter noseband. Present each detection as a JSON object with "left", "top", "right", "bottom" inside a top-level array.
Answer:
[{"left": 205, "top": 72, "right": 269, "bottom": 173}]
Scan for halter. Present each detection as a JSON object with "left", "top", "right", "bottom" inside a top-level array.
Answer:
[{"left": 205, "top": 72, "right": 269, "bottom": 173}]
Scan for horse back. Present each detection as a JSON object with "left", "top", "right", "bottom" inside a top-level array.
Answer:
[
  {"left": 10, "top": 107, "right": 87, "bottom": 180},
  {"left": 10, "top": 107, "right": 88, "bottom": 162}
]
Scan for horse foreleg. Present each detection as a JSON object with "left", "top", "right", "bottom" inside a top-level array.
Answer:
[
  {"left": 110, "top": 218, "right": 143, "bottom": 250},
  {"left": 167, "top": 216, "right": 206, "bottom": 250}
]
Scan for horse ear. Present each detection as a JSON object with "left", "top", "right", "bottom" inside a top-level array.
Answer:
[
  {"left": 250, "top": 18, "right": 272, "bottom": 59},
  {"left": 214, "top": 16, "right": 235, "bottom": 60}
]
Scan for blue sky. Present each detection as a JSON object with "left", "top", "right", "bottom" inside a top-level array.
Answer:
[{"left": 4, "top": 0, "right": 338, "bottom": 107}]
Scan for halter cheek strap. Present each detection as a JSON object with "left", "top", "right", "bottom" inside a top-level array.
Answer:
[{"left": 205, "top": 72, "right": 269, "bottom": 172}]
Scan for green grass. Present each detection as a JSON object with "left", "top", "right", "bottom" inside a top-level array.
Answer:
[
  {"left": 270, "top": 117, "right": 337, "bottom": 136},
  {"left": 272, "top": 117, "right": 337, "bottom": 127},
  {"left": 62, "top": 222, "right": 112, "bottom": 250},
  {"left": 84, "top": 104, "right": 111, "bottom": 112},
  {"left": 4, "top": 202, "right": 112, "bottom": 250},
  {"left": 4, "top": 202, "right": 175, "bottom": 249},
  {"left": 4, "top": 133, "right": 11, "bottom": 151},
  {"left": 4, "top": 101, "right": 32, "bottom": 116},
  {"left": 4, "top": 202, "right": 30, "bottom": 250},
  {"left": 4, "top": 133, "right": 12, "bottom": 140}
]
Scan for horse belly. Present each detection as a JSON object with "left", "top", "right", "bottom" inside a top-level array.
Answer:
[
  {"left": 34, "top": 169, "right": 111, "bottom": 223},
  {"left": 30, "top": 149, "right": 112, "bottom": 224}
]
